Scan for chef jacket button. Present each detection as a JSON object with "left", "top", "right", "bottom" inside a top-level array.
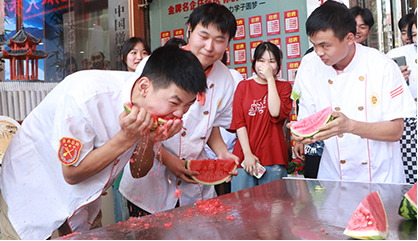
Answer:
[
  {"left": 203, "top": 111, "right": 209, "bottom": 115},
  {"left": 362, "top": 162, "right": 368, "bottom": 165},
  {"left": 210, "top": 83, "right": 214, "bottom": 88},
  {"left": 200, "top": 136, "right": 206, "bottom": 140},
  {"left": 115, "top": 159, "right": 120, "bottom": 165},
  {"left": 359, "top": 76, "right": 365, "bottom": 81},
  {"left": 340, "top": 160, "right": 346, "bottom": 164},
  {"left": 335, "top": 107, "right": 341, "bottom": 111},
  {"left": 181, "top": 131, "right": 186, "bottom": 137},
  {"left": 415, "top": 98, "right": 417, "bottom": 102},
  {"left": 338, "top": 134, "right": 343, "bottom": 138},
  {"left": 415, "top": 59, "right": 417, "bottom": 64},
  {"left": 328, "top": 79, "right": 333, "bottom": 84},
  {"left": 358, "top": 106, "right": 364, "bottom": 111},
  {"left": 177, "top": 180, "right": 182, "bottom": 186}
]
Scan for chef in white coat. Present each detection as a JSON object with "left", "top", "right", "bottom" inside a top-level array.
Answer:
[{"left": 290, "top": 1, "right": 416, "bottom": 183}]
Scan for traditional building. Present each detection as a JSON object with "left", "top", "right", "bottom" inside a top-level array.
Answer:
[{"left": 0, "top": 25, "right": 48, "bottom": 81}]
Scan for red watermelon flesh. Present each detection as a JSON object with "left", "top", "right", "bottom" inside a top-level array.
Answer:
[
  {"left": 343, "top": 191, "right": 389, "bottom": 240},
  {"left": 123, "top": 102, "right": 174, "bottom": 131},
  {"left": 291, "top": 106, "right": 333, "bottom": 138},
  {"left": 186, "top": 159, "right": 237, "bottom": 185},
  {"left": 398, "top": 183, "right": 417, "bottom": 220}
]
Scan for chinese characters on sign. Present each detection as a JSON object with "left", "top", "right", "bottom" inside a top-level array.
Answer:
[
  {"left": 234, "top": 42, "right": 246, "bottom": 65},
  {"left": 284, "top": 10, "right": 299, "bottom": 33},
  {"left": 173, "top": 29, "right": 185, "bottom": 39},
  {"left": 113, "top": 4, "right": 127, "bottom": 71},
  {"left": 268, "top": 38, "right": 281, "bottom": 49},
  {"left": 234, "top": 18, "right": 245, "bottom": 40},
  {"left": 161, "top": 31, "right": 171, "bottom": 46},
  {"left": 286, "top": 36, "right": 301, "bottom": 59},
  {"left": 250, "top": 40, "right": 262, "bottom": 61},
  {"left": 249, "top": 15, "right": 262, "bottom": 38},
  {"left": 287, "top": 61, "right": 300, "bottom": 83},
  {"left": 235, "top": 66, "right": 248, "bottom": 80},
  {"left": 225, "top": 46, "right": 231, "bottom": 65},
  {"left": 266, "top": 12, "right": 280, "bottom": 36}
]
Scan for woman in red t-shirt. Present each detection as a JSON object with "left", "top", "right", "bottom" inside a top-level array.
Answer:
[{"left": 230, "top": 42, "right": 292, "bottom": 192}]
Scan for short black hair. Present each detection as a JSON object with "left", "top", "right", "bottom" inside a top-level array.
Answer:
[
  {"left": 164, "top": 37, "right": 187, "bottom": 48},
  {"left": 398, "top": 13, "right": 414, "bottom": 31},
  {"left": 251, "top": 42, "right": 283, "bottom": 76},
  {"left": 349, "top": 6, "right": 375, "bottom": 28},
  {"left": 121, "top": 37, "right": 151, "bottom": 71},
  {"left": 140, "top": 46, "right": 207, "bottom": 96},
  {"left": 407, "top": 12, "right": 417, "bottom": 42},
  {"left": 186, "top": 3, "right": 237, "bottom": 42},
  {"left": 306, "top": 0, "right": 356, "bottom": 41}
]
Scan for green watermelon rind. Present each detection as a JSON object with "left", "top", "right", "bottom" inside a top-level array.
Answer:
[
  {"left": 291, "top": 107, "right": 334, "bottom": 138},
  {"left": 398, "top": 184, "right": 417, "bottom": 220},
  {"left": 186, "top": 159, "right": 237, "bottom": 186},
  {"left": 123, "top": 103, "right": 166, "bottom": 131},
  {"left": 343, "top": 191, "right": 389, "bottom": 240}
]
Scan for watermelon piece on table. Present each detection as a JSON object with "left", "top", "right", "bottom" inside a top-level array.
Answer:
[
  {"left": 186, "top": 159, "right": 237, "bottom": 185},
  {"left": 343, "top": 191, "right": 389, "bottom": 240},
  {"left": 291, "top": 106, "right": 334, "bottom": 138},
  {"left": 398, "top": 183, "right": 417, "bottom": 220}
]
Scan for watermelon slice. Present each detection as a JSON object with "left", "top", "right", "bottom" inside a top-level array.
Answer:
[
  {"left": 123, "top": 103, "right": 169, "bottom": 131},
  {"left": 291, "top": 106, "right": 334, "bottom": 138},
  {"left": 398, "top": 183, "right": 417, "bottom": 220},
  {"left": 343, "top": 191, "right": 389, "bottom": 240},
  {"left": 186, "top": 159, "right": 237, "bottom": 185}
]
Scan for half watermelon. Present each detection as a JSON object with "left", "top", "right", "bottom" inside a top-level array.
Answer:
[
  {"left": 398, "top": 183, "right": 417, "bottom": 220},
  {"left": 343, "top": 191, "right": 389, "bottom": 240},
  {"left": 291, "top": 106, "right": 334, "bottom": 138},
  {"left": 186, "top": 159, "right": 237, "bottom": 185}
]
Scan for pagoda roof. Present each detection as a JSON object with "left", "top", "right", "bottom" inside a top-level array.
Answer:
[
  {"left": 8, "top": 25, "right": 42, "bottom": 45},
  {"left": 1, "top": 49, "right": 48, "bottom": 59}
]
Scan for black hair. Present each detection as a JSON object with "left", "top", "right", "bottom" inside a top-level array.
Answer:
[
  {"left": 140, "top": 45, "right": 207, "bottom": 95},
  {"left": 221, "top": 51, "right": 227, "bottom": 65},
  {"left": 349, "top": 6, "right": 375, "bottom": 28},
  {"left": 121, "top": 37, "right": 151, "bottom": 71},
  {"left": 407, "top": 12, "right": 417, "bottom": 43},
  {"left": 306, "top": 0, "right": 356, "bottom": 41},
  {"left": 251, "top": 42, "right": 283, "bottom": 76},
  {"left": 186, "top": 3, "right": 237, "bottom": 42},
  {"left": 398, "top": 13, "right": 414, "bottom": 31},
  {"left": 65, "top": 56, "right": 78, "bottom": 76},
  {"left": 164, "top": 37, "right": 187, "bottom": 48}
]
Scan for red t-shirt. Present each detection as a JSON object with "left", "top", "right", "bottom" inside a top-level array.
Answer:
[{"left": 230, "top": 78, "right": 292, "bottom": 168}]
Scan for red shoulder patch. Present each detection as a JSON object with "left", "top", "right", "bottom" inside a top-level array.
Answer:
[{"left": 58, "top": 137, "right": 83, "bottom": 166}]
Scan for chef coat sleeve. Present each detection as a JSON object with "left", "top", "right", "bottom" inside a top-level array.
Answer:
[
  {"left": 293, "top": 61, "right": 318, "bottom": 121},
  {"left": 212, "top": 76, "right": 235, "bottom": 130},
  {"left": 52, "top": 94, "right": 96, "bottom": 167},
  {"left": 381, "top": 60, "right": 417, "bottom": 121}
]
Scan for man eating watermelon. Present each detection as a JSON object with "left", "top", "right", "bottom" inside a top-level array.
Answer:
[
  {"left": 288, "top": 0, "right": 416, "bottom": 183},
  {"left": 0, "top": 46, "right": 207, "bottom": 240}
]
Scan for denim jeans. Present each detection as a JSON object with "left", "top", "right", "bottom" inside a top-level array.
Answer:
[
  {"left": 231, "top": 165, "right": 287, "bottom": 192},
  {"left": 112, "top": 186, "right": 130, "bottom": 223}
]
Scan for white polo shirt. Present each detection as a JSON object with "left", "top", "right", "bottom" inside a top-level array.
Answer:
[
  {"left": 387, "top": 44, "right": 417, "bottom": 103},
  {"left": 120, "top": 60, "right": 235, "bottom": 213},
  {"left": 294, "top": 43, "right": 416, "bottom": 183},
  {"left": 0, "top": 70, "right": 139, "bottom": 239}
]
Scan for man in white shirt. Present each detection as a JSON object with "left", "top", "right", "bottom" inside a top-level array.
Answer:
[
  {"left": 0, "top": 46, "right": 207, "bottom": 239},
  {"left": 290, "top": 0, "right": 416, "bottom": 183},
  {"left": 120, "top": 3, "right": 239, "bottom": 216}
]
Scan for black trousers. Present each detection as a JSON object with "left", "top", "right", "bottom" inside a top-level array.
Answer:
[{"left": 303, "top": 155, "right": 321, "bottom": 179}]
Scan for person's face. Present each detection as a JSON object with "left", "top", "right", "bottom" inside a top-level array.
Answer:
[
  {"left": 310, "top": 29, "right": 355, "bottom": 70},
  {"left": 255, "top": 50, "right": 278, "bottom": 79},
  {"left": 91, "top": 52, "right": 104, "bottom": 69},
  {"left": 354, "top": 15, "right": 371, "bottom": 44},
  {"left": 126, "top": 42, "right": 149, "bottom": 72},
  {"left": 401, "top": 26, "right": 411, "bottom": 45},
  {"left": 133, "top": 78, "right": 197, "bottom": 120},
  {"left": 188, "top": 23, "right": 229, "bottom": 70},
  {"left": 412, "top": 23, "right": 417, "bottom": 44}
]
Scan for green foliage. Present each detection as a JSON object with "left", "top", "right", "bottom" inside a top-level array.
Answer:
[{"left": 287, "top": 159, "right": 304, "bottom": 175}]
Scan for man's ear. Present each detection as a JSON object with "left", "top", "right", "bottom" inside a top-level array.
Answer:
[
  {"left": 136, "top": 76, "right": 151, "bottom": 97},
  {"left": 346, "top": 32, "right": 356, "bottom": 45},
  {"left": 187, "top": 24, "right": 192, "bottom": 38}
]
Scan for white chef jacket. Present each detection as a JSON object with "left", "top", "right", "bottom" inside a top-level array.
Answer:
[
  {"left": 0, "top": 70, "right": 140, "bottom": 239},
  {"left": 294, "top": 43, "right": 416, "bottom": 183},
  {"left": 120, "top": 60, "right": 236, "bottom": 213},
  {"left": 387, "top": 44, "right": 417, "bottom": 103}
]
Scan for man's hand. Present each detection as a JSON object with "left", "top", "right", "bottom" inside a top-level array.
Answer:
[
  {"left": 400, "top": 65, "right": 411, "bottom": 82},
  {"left": 216, "top": 151, "right": 239, "bottom": 182},
  {"left": 148, "top": 119, "right": 183, "bottom": 142},
  {"left": 293, "top": 142, "right": 305, "bottom": 161}
]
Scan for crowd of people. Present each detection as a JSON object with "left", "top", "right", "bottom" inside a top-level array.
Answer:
[{"left": 0, "top": 1, "right": 416, "bottom": 239}]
